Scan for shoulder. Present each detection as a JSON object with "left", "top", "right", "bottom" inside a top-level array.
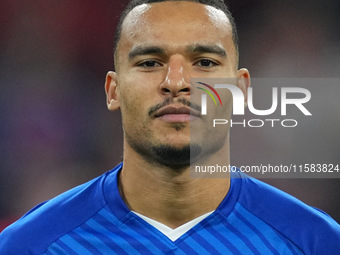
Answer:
[
  {"left": 0, "top": 167, "right": 120, "bottom": 255},
  {"left": 237, "top": 173, "right": 340, "bottom": 254}
]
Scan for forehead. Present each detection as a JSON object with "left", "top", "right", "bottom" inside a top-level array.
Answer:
[
  {"left": 123, "top": 1, "right": 230, "bottom": 28},
  {"left": 118, "top": 1, "right": 233, "bottom": 54}
]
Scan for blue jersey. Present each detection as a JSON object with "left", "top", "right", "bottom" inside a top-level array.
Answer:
[{"left": 1, "top": 163, "right": 340, "bottom": 254}]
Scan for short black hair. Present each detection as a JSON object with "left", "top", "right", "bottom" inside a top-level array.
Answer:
[{"left": 113, "top": 0, "right": 238, "bottom": 64}]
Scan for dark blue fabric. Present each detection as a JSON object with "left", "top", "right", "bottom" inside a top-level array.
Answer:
[{"left": 0, "top": 164, "right": 339, "bottom": 254}]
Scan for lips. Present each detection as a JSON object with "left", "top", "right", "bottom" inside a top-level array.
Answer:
[{"left": 154, "top": 106, "right": 200, "bottom": 122}]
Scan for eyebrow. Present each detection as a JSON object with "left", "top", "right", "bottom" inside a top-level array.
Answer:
[
  {"left": 127, "top": 43, "right": 227, "bottom": 60},
  {"left": 187, "top": 44, "right": 227, "bottom": 57},
  {"left": 128, "top": 46, "right": 166, "bottom": 60}
]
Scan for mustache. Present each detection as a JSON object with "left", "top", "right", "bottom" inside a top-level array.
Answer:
[{"left": 148, "top": 97, "right": 201, "bottom": 116}]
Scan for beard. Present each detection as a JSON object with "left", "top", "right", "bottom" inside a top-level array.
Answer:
[
  {"left": 126, "top": 132, "right": 202, "bottom": 170},
  {"left": 122, "top": 96, "right": 228, "bottom": 170},
  {"left": 151, "top": 143, "right": 202, "bottom": 168},
  {"left": 122, "top": 96, "right": 203, "bottom": 170}
]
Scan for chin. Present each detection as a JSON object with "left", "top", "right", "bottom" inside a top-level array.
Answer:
[{"left": 151, "top": 143, "right": 202, "bottom": 169}]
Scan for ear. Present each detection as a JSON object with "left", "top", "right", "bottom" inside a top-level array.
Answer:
[
  {"left": 105, "top": 71, "right": 120, "bottom": 111},
  {"left": 236, "top": 68, "right": 250, "bottom": 103}
]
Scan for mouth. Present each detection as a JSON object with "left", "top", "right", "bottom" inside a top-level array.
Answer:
[{"left": 154, "top": 106, "right": 201, "bottom": 123}]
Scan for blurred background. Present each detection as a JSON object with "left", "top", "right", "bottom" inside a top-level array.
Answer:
[{"left": 1, "top": 0, "right": 339, "bottom": 230}]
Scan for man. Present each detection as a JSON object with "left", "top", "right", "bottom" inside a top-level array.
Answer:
[{"left": 1, "top": 0, "right": 339, "bottom": 254}]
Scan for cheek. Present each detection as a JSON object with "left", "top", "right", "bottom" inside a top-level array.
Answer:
[
  {"left": 118, "top": 77, "right": 142, "bottom": 110},
  {"left": 117, "top": 72, "right": 164, "bottom": 114},
  {"left": 120, "top": 91, "right": 143, "bottom": 119},
  {"left": 119, "top": 96, "right": 147, "bottom": 140},
  {"left": 118, "top": 85, "right": 152, "bottom": 133}
]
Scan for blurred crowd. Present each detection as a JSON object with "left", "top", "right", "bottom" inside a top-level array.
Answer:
[{"left": 1, "top": 0, "right": 339, "bottom": 230}]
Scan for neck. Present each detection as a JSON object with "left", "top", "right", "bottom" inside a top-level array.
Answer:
[{"left": 119, "top": 141, "right": 230, "bottom": 229}]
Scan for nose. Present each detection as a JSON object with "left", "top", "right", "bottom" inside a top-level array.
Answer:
[{"left": 160, "top": 56, "right": 190, "bottom": 97}]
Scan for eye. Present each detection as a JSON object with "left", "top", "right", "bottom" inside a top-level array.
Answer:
[
  {"left": 138, "top": 60, "right": 162, "bottom": 68},
  {"left": 195, "top": 59, "right": 218, "bottom": 68}
]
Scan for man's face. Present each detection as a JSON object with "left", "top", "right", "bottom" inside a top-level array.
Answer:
[{"left": 106, "top": 1, "right": 245, "bottom": 166}]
